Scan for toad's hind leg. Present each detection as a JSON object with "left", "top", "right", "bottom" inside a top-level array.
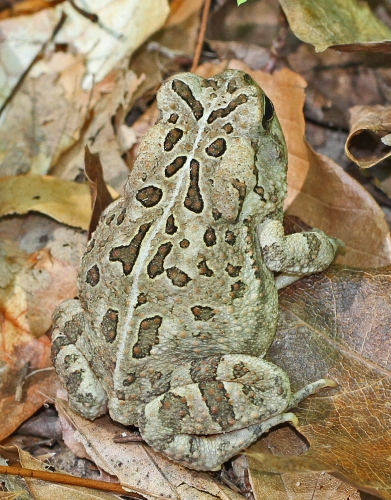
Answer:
[
  {"left": 139, "top": 354, "right": 335, "bottom": 471},
  {"left": 51, "top": 299, "right": 108, "bottom": 419}
]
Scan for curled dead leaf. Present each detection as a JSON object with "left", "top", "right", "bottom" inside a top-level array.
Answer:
[{"left": 346, "top": 104, "right": 391, "bottom": 168}]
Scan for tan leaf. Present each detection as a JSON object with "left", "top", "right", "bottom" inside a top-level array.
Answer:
[
  {"left": 165, "top": 0, "right": 204, "bottom": 27},
  {"left": 279, "top": 0, "right": 391, "bottom": 53},
  {"left": 346, "top": 104, "right": 391, "bottom": 168},
  {"left": 0, "top": 176, "right": 91, "bottom": 230}
]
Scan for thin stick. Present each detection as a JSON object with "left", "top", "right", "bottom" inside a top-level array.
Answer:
[
  {"left": 0, "top": 465, "right": 170, "bottom": 499},
  {"left": 191, "top": 0, "right": 212, "bottom": 72}
]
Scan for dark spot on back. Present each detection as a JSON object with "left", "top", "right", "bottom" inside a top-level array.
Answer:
[
  {"left": 164, "top": 128, "right": 183, "bottom": 151},
  {"left": 165, "top": 156, "right": 187, "bottom": 177},
  {"left": 165, "top": 215, "right": 177, "bottom": 234},
  {"left": 207, "top": 94, "right": 248, "bottom": 124},
  {"left": 225, "top": 264, "right": 242, "bottom": 277},
  {"left": 116, "top": 208, "right": 126, "bottom": 225},
  {"left": 147, "top": 242, "right": 173, "bottom": 278},
  {"left": 168, "top": 113, "right": 178, "bottom": 124},
  {"left": 109, "top": 222, "right": 152, "bottom": 275},
  {"left": 254, "top": 185, "right": 265, "bottom": 199},
  {"left": 101, "top": 309, "right": 118, "bottom": 343},
  {"left": 225, "top": 230, "right": 236, "bottom": 245},
  {"left": 172, "top": 80, "right": 204, "bottom": 120},
  {"left": 223, "top": 123, "right": 233, "bottom": 134},
  {"left": 86, "top": 264, "right": 100, "bottom": 286},
  {"left": 197, "top": 259, "right": 214, "bottom": 277},
  {"left": 135, "top": 293, "right": 147, "bottom": 308},
  {"left": 205, "top": 138, "right": 226, "bottom": 158},
  {"left": 212, "top": 209, "right": 222, "bottom": 221},
  {"left": 136, "top": 186, "right": 163, "bottom": 207},
  {"left": 191, "top": 305, "right": 215, "bottom": 321},
  {"left": 230, "top": 280, "right": 246, "bottom": 298},
  {"left": 204, "top": 227, "right": 216, "bottom": 247},
  {"left": 106, "top": 214, "right": 115, "bottom": 225},
  {"left": 227, "top": 80, "right": 238, "bottom": 94},
  {"left": 233, "top": 362, "right": 250, "bottom": 378},
  {"left": 166, "top": 267, "right": 191, "bottom": 287},
  {"left": 123, "top": 372, "right": 136, "bottom": 386},
  {"left": 132, "top": 316, "right": 162, "bottom": 359},
  {"left": 184, "top": 159, "right": 204, "bottom": 213}
]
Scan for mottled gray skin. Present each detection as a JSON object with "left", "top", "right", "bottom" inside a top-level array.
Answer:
[{"left": 52, "top": 70, "right": 340, "bottom": 470}]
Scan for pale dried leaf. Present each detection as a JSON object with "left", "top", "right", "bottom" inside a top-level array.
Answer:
[
  {"left": 0, "top": 8, "right": 60, "bottom": 106},
  {"left": 346, "top": 104, "right": 391, "bottom": 167},
  {"left": 279, "top": 0, "right": 391, "bottom": 52},
  {"left": 55, "top": 0, "right": 170, "bottom": 90},
  {"left": 57, "top": 401, "right": 245, "bottom": 500}
]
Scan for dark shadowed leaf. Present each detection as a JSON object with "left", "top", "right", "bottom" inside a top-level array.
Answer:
[{"left": 250, "top": 266, "right": 391, "bottom": 498}]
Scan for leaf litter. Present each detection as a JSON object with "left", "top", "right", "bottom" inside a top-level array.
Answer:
[{"left": 1, "top": 1, "right": 391, "bottom": 499}]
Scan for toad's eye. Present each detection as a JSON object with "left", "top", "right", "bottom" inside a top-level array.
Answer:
[{"left": 262, "top": 94, "right": 274, "bottom": 129}]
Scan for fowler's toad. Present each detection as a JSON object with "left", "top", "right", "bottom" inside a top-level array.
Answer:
[{"left": 52, "top": 70, "right": 340, "bottom": 470}]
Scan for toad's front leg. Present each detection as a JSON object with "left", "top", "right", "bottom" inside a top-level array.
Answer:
[{"left": 257, "top": 219, "right": 343, "bottom": 289}]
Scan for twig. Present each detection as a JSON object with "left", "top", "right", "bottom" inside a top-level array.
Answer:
[
  {"left": 191, "top": 0, "right": 212, "bottom": 72},
  {"left": 0, "top": 465, "right": 170, "bottom": 499}
]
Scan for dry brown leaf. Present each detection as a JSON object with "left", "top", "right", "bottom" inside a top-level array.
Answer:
[
  {"left": 57, "top": 400, "right": 245, "bottom": 500},
  {"left": 197, "top": 60, "right": 391, "bottom": 268},
  {"left": 279, "top": 0, "right": 391, "bottom": 53},
  {"left": 0, "top": 212, "right": 88, "bottom": 439},
  {"left": 248, "top": 265, "right": 391, "bottom": 498},
  {"left": 84, "top": 148, "right": 115, "bottom": 238},
  {"left": 248, "top": 427, "right": 361, "bottom": 500},
  {"left": 346, "top": 105, "right": 391, "bottom": 168}
]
